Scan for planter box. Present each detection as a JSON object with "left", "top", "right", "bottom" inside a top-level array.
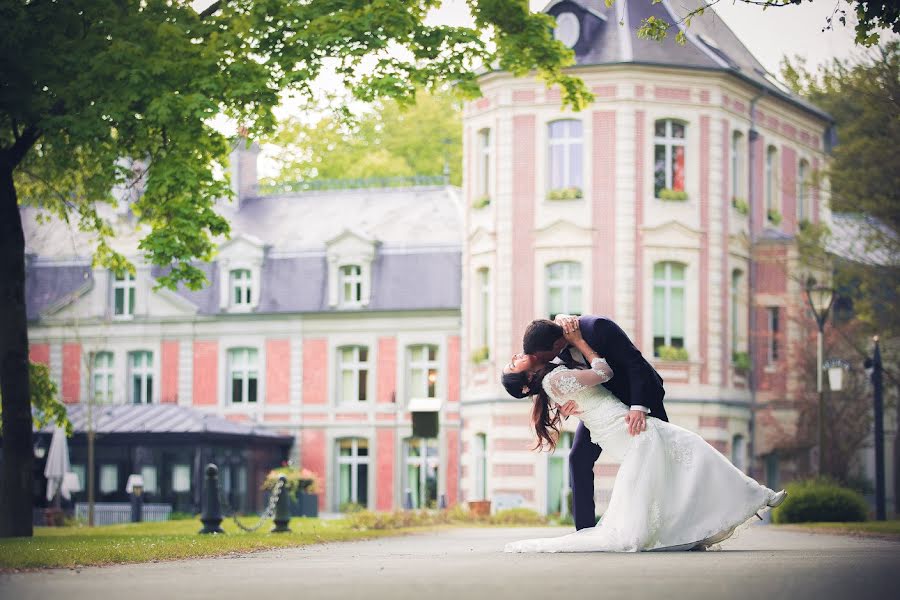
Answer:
[
  {"left": 291, "top": 493, "right": 319, "bottom": 518},
  {"left": 468, "top": 500, "right": 491, "bottom": 517}
]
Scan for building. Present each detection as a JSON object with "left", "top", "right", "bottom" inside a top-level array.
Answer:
[{"left": 458, "top": 0, "right": 833, "bottom": 514}]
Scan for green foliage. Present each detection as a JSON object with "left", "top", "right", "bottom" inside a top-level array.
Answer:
[
  {"left": 547, "top": 187, "right": 583, "bottom": 200},
  {"left": 658, "top": 188, "right": 689, "bottom": 202},
  {"left": 732, "top": 197, "right": 749, "bottom": 215},
  {"left": 0, "top": 362, "right": 71, "bottom": 436},
  {"left": 339, "top": 502, "right": 367, "bottom": 514},
  {"left": 488, "top": 508, "right": 546, "bottom": 525},
  {"left": 345, "top": 506, "right": 547, "bottom": 530},
  {"left": 656, "top": 345, "right": 689, "bottom": 361},
  {"left": 470, "top": 346, "right": 491, "bottom": 363},
  {"left": 772, "top": 479, "right": 869, "bottom": 524},
  {"left": 732, "top": 351, "right": 751, "bottom": 373},
  {"left": 767, "top": 208, "right": 783, "bottom": 226},
  {"left": 472, "top": 196, "right": 491, "bottom": 210},
  {"left": 261, "top": 466, "right": 321, "bottom": 496}
]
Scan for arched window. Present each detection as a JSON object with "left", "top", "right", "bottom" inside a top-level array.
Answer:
[
  {"left": 92, "top": 351, "right": 114, "bottom": 404},
  {"left": 765, "top": 145, "right": 779, "bottom": 217},
  {"left": 547, "top": 120, "right": 583, "bottom": 192},
  {"left": 654, "top": 119, "right": 687, "bottom": 197},
  {"left": 797, "top": 159, "right": 809, "bottom": 223},
  {"left": 731, "top": 130, "right": 744, "bottom": 201},
  {"left": 404, "top": 437, "right": 439, "bottom": 509},
  {"left": 228, "top": 347, "right": 259, "bottom": 403},
  {"left": 546, "top": 261, "right": 582, "bottom": 319},
  {"left": 128, "top": 350, "right": 153, "bottom": 404},
  {"left": 652, "top": 262, "right": 686, "bottom": 355},
  {"left": 337, "top": 345, "right": 369, "bottom": 403},
  {"left": 337, "top": 438, "right": 369, "bottom": 509}
]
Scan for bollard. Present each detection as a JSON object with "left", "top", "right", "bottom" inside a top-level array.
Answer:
[
  {"left": 271, "top": 475, "right": 292, "bottom": 533},
  {"left": 403, "top": 489, "right": 413, "bottom": 510},
  {"left": 199, "top": 463, "right": 225, "bottom": 534},
  {"left": 439, "top": 494, "right": 447, "bottom": 510}
]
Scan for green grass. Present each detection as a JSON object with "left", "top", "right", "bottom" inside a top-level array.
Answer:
[
  {"left": 776, "top": 520, "right": 900, "bottom": 537},
  {"left": 0, "top": 518, "right": 430, "bottom": 570}
]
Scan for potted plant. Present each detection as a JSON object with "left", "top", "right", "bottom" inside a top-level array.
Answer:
[
  {"left": 547, "top": 186, "right": 583, "bottom": 201},
  {"left": 732, "top": 351, "right": 751, "bottom": 375},
  {"left": 472, "top": 195, "right": 490, "bottom": 209},
  {"left": 656, "top": 345, "right": 689, "bottom": 361},
  {"left": 262, "top": 465, "right": 321, "bottom": 518},
  {"left": 468, "top": 499, "right": 491, "bottom": 517},
  {"left": 767, "top": 208, "right": 783, "bottom": 225},
  {"left": 658, "top": 188, "right": 689, "bottom": 202},
  {"left": 731, "top": 197, "right": 749, "bottom": 215},
  {"left": 470, "top": 346, "right": 490, "bottom": 364}
]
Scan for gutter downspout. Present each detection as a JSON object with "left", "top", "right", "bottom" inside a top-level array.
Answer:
[{"left": 747, "top": 87, "right": 767, "bottom": 479}]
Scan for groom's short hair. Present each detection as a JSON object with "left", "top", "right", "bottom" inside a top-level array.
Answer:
[{"left": 523, "top": 319, "right": 564, "bottom": 354}]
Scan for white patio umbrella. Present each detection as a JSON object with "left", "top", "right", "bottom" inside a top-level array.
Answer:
[{"left": 44, "top": 425, "right": 72, "bottom": 505}]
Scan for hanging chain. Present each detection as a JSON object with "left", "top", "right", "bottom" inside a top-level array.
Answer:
[{"left": 218, "top": 478, "right": 285, "bottom": 533}]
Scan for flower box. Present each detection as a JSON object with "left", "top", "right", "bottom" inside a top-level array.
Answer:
[
  {"left": 657, "top": 188, "right": 689, "bottom": 202},
  {"left": 546, "top": 187, "right": 583, "bottom": 201},
  {"left": 731, "top": 197, "right": 749, "bottom": 215}
]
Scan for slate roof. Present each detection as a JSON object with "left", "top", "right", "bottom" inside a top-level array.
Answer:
[
  {"left": 25, "top": 263, "right": 92, "bottom": 320},
  {"left": 40, "top": 404, "right": 292, "bottom": 443},
  {"left": 541, "top": 0, "right": 831, "bottom": 122}
]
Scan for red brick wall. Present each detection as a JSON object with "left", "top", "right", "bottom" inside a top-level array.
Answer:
[
  {"left": 161, "top": 340, "right": 179, "bottom": 404},
  {"left": 376, "top": 428, "right": 394, "bottom": 511},
  {"left": 300, "top": 429, "right": 327, "bottom": 509},
  {"left": 61, "top": 343, "right": 81, "bottom": 404},
  {"left": 29, "top": 343, "right": 50, "bottom": 366},
  {"left": 511, "top": 115, "right": 536, "bottom": 345},
  {"left": 445, "top": 427, "right": 460, "bottom": 506},
  {"left": 592, "top": 110, "right": 616, "bottom": 316},
  {"left": 301, "top": 338, "right": 327, "bottom": 405},
  {"left": 192, "top": 340, "right": 218, "bottom": 406},
  {"left": 492, "top": 463, "right": 534, "bottom": 477},
  {"left": 265, "top": 339, "right": 290, "bottom": 405},
  {"left": 377, "top": 337, "right": 397, "bottom": 404},
  {"left": 447, "top": 335, "right": 460, "bottom": 403}
]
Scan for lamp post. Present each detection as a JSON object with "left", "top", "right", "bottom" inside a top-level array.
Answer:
[
  {"left": 864, "top": 336, "right": 886, "bottom": 521},
  {"left": 805, "top": 277, "right": 834, "bottom": 475}
]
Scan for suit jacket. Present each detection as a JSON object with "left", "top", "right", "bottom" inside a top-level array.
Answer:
[{"left": 565, "top": 315, "right": 669, "bottom": 422}]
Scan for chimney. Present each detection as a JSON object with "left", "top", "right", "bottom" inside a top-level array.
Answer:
[{"left": 230, "top": 128, "right": 259, "bottom": 208}]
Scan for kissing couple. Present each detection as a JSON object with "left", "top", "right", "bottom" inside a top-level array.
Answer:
[{"left": 501, "top": 314, "right": 786, "bottom": 552}]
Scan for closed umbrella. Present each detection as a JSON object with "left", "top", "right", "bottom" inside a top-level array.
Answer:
[{"left": 44, "top": 425, "right": 72, "bottom": 506}]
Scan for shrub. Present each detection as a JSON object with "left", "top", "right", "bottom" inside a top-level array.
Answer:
[
  {"left": 489, "top": 508, "right": 546, "bottom": 525},
  {"left": 772, "top": 479, "right": 868, "bottom": 524},
  {"left": 547, "top": 186, "right": 583, "bottom": 200},
  {"left": 656, "top": 345, "right": 689, "bottom": 361},
  {"left": 767, "top": 208, "right": 783, "bottom": 225},
  {"left": 168, "top": 511, "right": 198, "bottom": 521},
  {"left": 262, "top": 466, "right": 321, "bottom": 496},
  {"left": 658, "top": 188, "right": 689, "bottom": 201},
  {"left": 472, "top": 195, "right": 490, "bottom": 209},
  {"left": 732, "top": 351, "right": 751, "bottom": 373},
  {"left": 470, "top": 346, "right": 490, "bottom": 364},
  {"left": 731, "top": 197, "right": 749, "bottom": 215},
  {"left": 339, "top": 502, "right": 367, "bottom": 514}
]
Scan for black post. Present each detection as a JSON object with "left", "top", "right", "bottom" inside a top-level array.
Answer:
[
  {"left": 130, "top": 488, "right": 143, "bottom": 523},
  {"left": 271, "top": 475, "right": 291, "bottom": 533},
  {"left": 871, "top": 338, "right": 885, "bottom": 521},
  {"left": 199, "top": 463, "right": 225, "bottom": 534}
]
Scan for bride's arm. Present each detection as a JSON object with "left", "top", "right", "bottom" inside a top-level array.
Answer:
[{"left": 545, "top": 359, "right": 614, "bottom": 401}]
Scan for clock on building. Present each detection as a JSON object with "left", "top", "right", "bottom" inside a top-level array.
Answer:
[{"left": 553, "top": 12, "right": 580, "bottom": 48}]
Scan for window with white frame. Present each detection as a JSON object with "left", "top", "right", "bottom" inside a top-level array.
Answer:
[
  {"left": 92, "top": 351, "right": 115, "bottom": 404},
  {"left": 731, "top": 130, "right": 744, "bottom": 200},
  {"left": 228, "top": 348, "right": 259, "bottom": 403},
  {"left": 230, "top": 269, "right": 252, "bottom": 307},
  {"left": 765, "top": 145, "right": 779, "bottom": 216},
  {"left": 339, "top": 264, "right": 363, "bottom": 307},
  {"left": 338, "top": 345, "right": 369, "bottom": 403},
  {"left": 652, "top": 262, "right": 686, "bottom": 354},
  {"left": 100, "top": 464, "right": 119, "bottom": 494},
  {"left": 797, "top": 159, "right": 809, "bottom": 223},
  {"left": 546, "top": 261, "right": 582, "bottom": 319},
  {"left": 476, "top": 268, "right": 490, "bottom": 353},
  {"left": 408, "top": 345, "right": 439, "bottom": 400},
  {"left": 337, "top": 438, "right": 369, "bottom": 508},
  {"left": 654, "top": 119, "right": 687, "bottom": 197},
  {"left": 404, "top": 437, "right": 439, "bottom": 509},
  {"left": 547, "top": 119, "right": 583, "bottom": 191},
  {"left": 766, "top": 307, "right": 780, "bottom": 364},
  {"left": 731, "top": 270, "right": 743, "bottom": 355},
  {"left": 731, "top": 434, "right": 747, "bottom": 472},
  {"left": 128, "top": 351, "right": 153, "bottom": 404},
  {"left": 547, "top": 431, "right": 573, "bottom": 515},
  {"left": 474, "top": 433, "right": 487, "bottom": 501},
  {"left": 477, "top": 128, "right": 491, "bottom": 199},
  {"left": 113, "top": 271, "right": 136, "bottom": 317}
]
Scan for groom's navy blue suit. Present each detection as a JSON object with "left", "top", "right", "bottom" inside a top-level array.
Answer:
[{"left": 564, "top": 315, "right": 668, "bottom": 530}]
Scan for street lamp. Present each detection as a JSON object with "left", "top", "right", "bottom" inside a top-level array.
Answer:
[
  {"left": 864, "top": 336, "right": 886, "bottom": 521},
  {"left": 805, "top": 277, "right": 834, "bottom": 475},
  {"left": 824, "top": 359, "right": 850, "bottom": 392}
]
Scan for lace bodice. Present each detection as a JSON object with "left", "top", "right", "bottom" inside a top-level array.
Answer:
[{"left": 542, "top": 358, "right": 615, "bottom": 405}]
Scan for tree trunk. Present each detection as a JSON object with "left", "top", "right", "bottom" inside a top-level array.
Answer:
[{"left": 0, "top": 161, "right": 34, "bottom": 538}]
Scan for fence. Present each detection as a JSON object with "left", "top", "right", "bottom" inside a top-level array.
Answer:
[{"left": 74, "top": 502, "right": 172, "bottom": 525}]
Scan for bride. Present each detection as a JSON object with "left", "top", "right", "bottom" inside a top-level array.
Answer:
[{"left": 502, "top": 325, "right": 786, "bottom": 553}]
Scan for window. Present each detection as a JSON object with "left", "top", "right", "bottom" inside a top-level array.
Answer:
[
  {"left": 474, "top": 433, "right": 487, "bottom": 500},
  {"left": 338, "top": 346, "right": 369, "bottom": 402},
  {"left": 652, "top": 262, "right": 686, "bottom": 354},
  {"left": 228, "top": 348, "right": 259, "bottom": 403},
  {"left": 113, "top": 272, "right": 135, "bottom": 317},
  {"left": 339, "top": 265, "right": 363, "bottom": 307},
  {"left": 338, "top": 438, "right": 369, "bottom": 508},
  {"left": 172, "top": 464, "right": 191, "bottom": 493},
  {"left": 92, "top": 351, "right": 114, "bottom": 404},
  {"left": 99, "top": 464, "right": 119, "bottom": 494},
  {"left": 731, "top": 131, "right": 744, "bottom": 200},
  {"left": 731, "top": 434, "right": 747, "bottom": 472},
  {"left": 654, "top": 119, "right": 687, "bottom": 197},
  {"left": 408, "top": 345, "right": 439, "bottom": 399},
  {"left": 766, "top": 307, "right": 779, "bottom": 364},
  {"left": 477, "top": 128, "right": 491, "bottom": 199},
  {"left": 547, "top": 431, "right": 574, "bottom": 515},
  {"left": 404, "top": 437, "right": 439, "bottom": 509},
  {"left": 230, "top": 269, "right": 252, "bottom": 307},
  {"left": 547, "top": 120, "right": 583, "bottom": 191},
  {"left": 797, "top": 159, "right": 809, "bottom": 223},
  {"left": 476, "top": 268, "right": 491, "bottom": 352},
  {"left": 731, "top": 270, "right": 743, "bottom": 354},
  {"left": 128, "top": 351, "right": 153, "bottom": 404},
  {"left": 765, "top": 145, "right": 778, "bottom": 215},
  {"left": 546, "top": 261, "right": 582, "bottom": 319},
  {"left": 141, "top": 466, "right": 158, "bottom": 494}
]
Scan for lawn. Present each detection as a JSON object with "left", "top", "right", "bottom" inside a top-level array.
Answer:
[
  {"left": 776, "top": 520, "right": 900, "bottom": 537},
  {"left": 0, "top": 517, "right": 429, "bottom": 570}
]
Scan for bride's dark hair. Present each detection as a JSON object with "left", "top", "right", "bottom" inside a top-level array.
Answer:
[{"left": 528, "top": 364, "right": 562, "bottom": 452}]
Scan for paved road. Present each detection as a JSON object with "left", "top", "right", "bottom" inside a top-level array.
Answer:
[{"left": 3, "top": 525, "right": 898, "bottom": 600}]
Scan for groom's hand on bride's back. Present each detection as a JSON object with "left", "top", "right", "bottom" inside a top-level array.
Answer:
[{"left": 556, "top": 400, "right": 582, "bottom": 419}]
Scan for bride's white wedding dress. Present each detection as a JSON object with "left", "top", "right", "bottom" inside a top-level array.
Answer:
[{"left": 505, "top": 359, "right": 778, "bottom": 553}]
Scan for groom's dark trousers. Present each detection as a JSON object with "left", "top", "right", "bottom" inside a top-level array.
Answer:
[{"left": 566, "top": 315, "right": 669, "bottom": 530}]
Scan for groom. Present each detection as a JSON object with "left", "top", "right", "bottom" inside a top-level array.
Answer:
[{"left": 509, "top": 315, "right": 668, "bottom": 530}]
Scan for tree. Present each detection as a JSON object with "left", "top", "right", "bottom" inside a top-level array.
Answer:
[
  {"left": 0, "top": 362, "right": 72, "bottom": 437},
  {"left": 0, "top": 0, "right": 593, "bottom": 538},
  {"left": 263, "top": 90, "right": 463, "bottom": 187}
]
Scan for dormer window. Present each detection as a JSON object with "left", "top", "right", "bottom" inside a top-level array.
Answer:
[
  {"left": 113, "top": 272, "right": 136, "bottom": 318},
  {"left": 339, "top": 265, "right": 363, "bottom": 306},
  {"left": 230, "top": 269, "right": 253, "bottom": 307}
]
